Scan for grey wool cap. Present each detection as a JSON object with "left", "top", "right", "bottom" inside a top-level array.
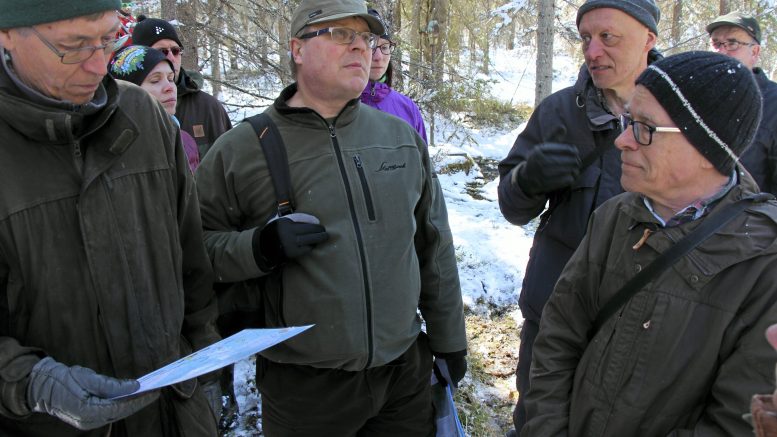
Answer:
[
  {"left": 0, "top": 0, "right": 121, "bottom": 29},
  {"left": 576, "top": 0, "right": 660, "bottom": 35}
]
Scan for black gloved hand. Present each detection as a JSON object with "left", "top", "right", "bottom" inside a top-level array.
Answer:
[
  {"left": 513, "top": 142, "right": 581, "bottom": 196},
  {"left": 443, "top": 357, "right": 467, "bottom": 387},
  {"left": 26, "top": 357, "right": 159, "bottom": 430},
  {"left": 252, "top": 212, "right": 329, "bottom": 271}
]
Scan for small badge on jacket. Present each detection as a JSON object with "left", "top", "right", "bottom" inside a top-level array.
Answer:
[{"left": 192, "top": 124, "right": 205, "bottom": 138}]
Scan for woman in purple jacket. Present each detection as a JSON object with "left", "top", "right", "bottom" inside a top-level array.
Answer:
[{"left": 361, "top": 9, "right": 428, "bottom": 143}]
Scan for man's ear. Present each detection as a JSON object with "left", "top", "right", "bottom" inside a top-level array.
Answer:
[
  {"left": 0, "top": 29, "right": 15, "bottom": 51},
  {"left": 290, "top": 38, "right": 304, "bottom": 63},
  {"left": 645, "top": 31, "right": 657, "bottom": 52}
]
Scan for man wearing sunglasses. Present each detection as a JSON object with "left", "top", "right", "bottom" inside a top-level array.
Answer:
[
  {"left": 707, "top": 12, "right": 777, "bottom": 196},
  {"left": 0, "top": 1, "right": 221, "bottom": 436},
  {"left": 132, "top": 15, "right": 232, "bottom": 160},
  {"left": 498, "top": 1, "right": 662, "bottom": 435},
  {"left": 196, "top": 0, "right": 467, "bottom": 435},
  {"left": 523, "top": 50, "right": 776, "bottom": 437}
]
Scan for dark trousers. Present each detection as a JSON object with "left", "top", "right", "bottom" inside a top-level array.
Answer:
[
  {"left": 512, "top": 318, "right": 539, "bottom": 434},
  {"left": 258, "top": 334, "right": 434, "bottom": 437}
]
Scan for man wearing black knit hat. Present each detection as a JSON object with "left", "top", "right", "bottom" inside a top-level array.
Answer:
[
  {"left": 0, "top": 1, "right": 220, "bottom": 436},
  {"left": 523, "top": 51, "right": 777, "bottom": 436},
  {"left": 133, "top": 15, "right": 232, "bottom": 159},
  {"left": 707, "top": 11, "right": 777, "bottom": 196},
  {"left": 498, "top": 1, "right": 661, "bottom": 434}
]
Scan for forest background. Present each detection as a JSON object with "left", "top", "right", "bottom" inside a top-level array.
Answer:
[{"left": 121, "top": 0, "right": 777, "bottom": 435}]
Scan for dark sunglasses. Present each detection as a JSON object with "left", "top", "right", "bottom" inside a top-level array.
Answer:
[{"left": 158, "top": 47, "right": 184, "bottom": 57}]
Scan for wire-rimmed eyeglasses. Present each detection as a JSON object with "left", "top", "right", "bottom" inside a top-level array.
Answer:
[
  {"left": 297, "top": 27, "right": 378, "bottom": 50},
  {"left": 374, "top": 41, "right": 396, "bottom": 55},
  {"left": 30, "top": 26, "right": 119, "bottom": 65},
  {"left": 711, "top": 39, "right": 756, "bottom": 51}
]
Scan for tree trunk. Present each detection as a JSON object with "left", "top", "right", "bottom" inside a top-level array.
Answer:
[
  {"left": 534, "top": 0, "right": 553, "bottom": 106},
  {"left": 409, "top": 0, "right": 422, "bottom": 80},
  {"left": 208, "top": 0, "right": 222, "bottom": 99},
  {"left": 507, "top": 10, "right": 516, "bottom": 50},
  {"left": 670, "top": 0, "right": 683, "bottom": 53},
  {"left": 178, "top": 0, "right": 199, "bottom": 72},
  {"left": 278, "top": 0, "right": 292, "bottom": 86},
  {"left": 392, "top": 3, "right": 404, "bottom": 90},
  {"left": 719, "top": 0, "right": 730, "bottom": 15},
  {"left": 431, "top": 0, "right": 448, "bottom": 84},
  {"left": 160, "top": 0, "right": 177, "bottom": 20}
]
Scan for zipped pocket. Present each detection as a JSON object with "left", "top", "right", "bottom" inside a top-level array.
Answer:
[{"left": 353, "top": 154, "right": 376, "bottom": 221}]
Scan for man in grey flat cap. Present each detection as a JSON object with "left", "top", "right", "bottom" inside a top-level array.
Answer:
[
  {"left": 707, "top": 11, "right": 777, "bottom": 195},
  {"left": 0, "top": 1, "right": 220, "bottom": 435}
]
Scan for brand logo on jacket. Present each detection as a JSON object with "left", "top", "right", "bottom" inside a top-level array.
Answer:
[{"left": 375, "top": 162, "right": 406, "bottom": 172}]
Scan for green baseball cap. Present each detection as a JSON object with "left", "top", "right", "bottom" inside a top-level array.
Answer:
[
  {"left": 290, "top": 0, "right": 385, "bottom": 37},
  {"left": 706, "top": 11, "right": 761, "bottom": 44}
]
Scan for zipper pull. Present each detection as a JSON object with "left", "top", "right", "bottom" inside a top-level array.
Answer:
[
  {"left": 371, "top": 83, "right": 376, "bottom": 97},
  {"left": 328, "top": 124, "right": 336, "bottom": 138},
  {"left": 353, "top": 154, "right": 363, "bottom": 168}
]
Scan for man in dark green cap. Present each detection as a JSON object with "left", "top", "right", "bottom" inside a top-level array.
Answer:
[
  {"left": 0, "top": 1, "right": 220, "bottom": 436},
  {"left": 707, "top": 11, "right": 777, "bottom": 195}
]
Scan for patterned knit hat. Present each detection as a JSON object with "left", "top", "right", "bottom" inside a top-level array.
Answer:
[
  {"left": 131, "top": 15, "right": 184, "bottom": 48},
  {"left": 636, "top": 51, "right": 762, "bottom": 175},
  {"left": 109, "top": 45, "right": 173, "bottom": 86},
  {"left": 0, "top": 0, "right": 120, "bottom": 29},
  {"left": 577, "top": 0, "right": 660, "bottom": 35}
]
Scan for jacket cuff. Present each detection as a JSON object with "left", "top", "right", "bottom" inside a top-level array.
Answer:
[{"left": 0, "top": 375, "right": 31, "bottom": 417}]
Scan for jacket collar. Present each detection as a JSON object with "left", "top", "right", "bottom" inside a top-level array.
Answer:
[
  {"left": 0, "top": 70, "right": 121, "bottom": 145},
  {"left": 273, "top": 82, "right": 361, "bottom": 128},
  {"left": 176, "top": 68, "right": 200, "bottom": 97},
  {"left": 361, "top": 80, "right": 391, "bottom": 103}
]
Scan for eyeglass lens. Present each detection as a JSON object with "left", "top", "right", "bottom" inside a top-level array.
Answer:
[
  {"left": 160, "top": 47, "right": 183, "bottom": 56},
  {"left": 330, "top": 28, "right": 377, "bottom": 49}
]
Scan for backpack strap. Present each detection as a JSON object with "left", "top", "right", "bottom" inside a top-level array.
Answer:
[
  {"left": 244, "top": 113, "right": 295, "bottom": 217},
  {"left": 589, "top": 193, "right": 774, "bottom": 340}
]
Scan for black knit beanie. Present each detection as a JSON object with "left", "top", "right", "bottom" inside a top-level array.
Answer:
[
  {"left": 131, "top": 15, "right": 184, "bottom": 48},
  {"left": 109, "top": 45, "right": 173, "bottom": 86},
  {"left": 577, "top": 0, "right": 660, "bottom": 35},
  {"left": 0, "top": 0, "right": 120, "bottom": 29},
  {"left": 636, "top": 51, "right": 762, "bottom": 175}
]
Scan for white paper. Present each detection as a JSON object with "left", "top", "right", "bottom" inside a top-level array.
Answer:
[{"left": 118, "top": 325, "right": 313, "bottom": 397}]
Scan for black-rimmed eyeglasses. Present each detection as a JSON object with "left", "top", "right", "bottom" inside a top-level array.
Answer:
[
  {"left": 620, "top": 113, "right": 682, "bottom": 146},
  {"left": 30, "top": 26, "right": 119, "bottom": 65},
  {"left": 374, "top": 41, "right": 396, "bottom": 55},
  {"left": 711, "top": 39, "right": 756, "bottom": 51},
  {"left": 297, "top": 27, "right": 378, "bottom": 50}
]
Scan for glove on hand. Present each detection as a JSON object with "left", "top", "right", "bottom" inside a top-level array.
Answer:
[
  {"left": 513, "top": 142, "right": 581, "bottom": 196},
  {"left": 252, "top": 212, "right": 329, "bottom": 271},
  {"left": 26, "top": 357, "right": 159, "bottom": 430},
  {"left": 200, "top": 378, "right": 223, "bottom": 418},
  {"left": 443, "top": 357, "right": 467, "bottom": 387}
]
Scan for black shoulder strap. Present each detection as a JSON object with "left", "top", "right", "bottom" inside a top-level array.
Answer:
[
  {"left": 590, "top": 193, "right": 773, "bottom": 339},
  {"left": 244, "top": 113, "right": 295, "bottom": 217}
]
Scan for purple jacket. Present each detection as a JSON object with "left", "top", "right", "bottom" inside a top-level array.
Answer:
[{"left": 361, "top": 81, "right": 427, "bottom": 143}]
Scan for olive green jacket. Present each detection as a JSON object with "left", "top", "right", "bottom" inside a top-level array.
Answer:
[
  {"left": 0, "top": 76, "right": 219, "bottom": 436},
  {"left": 524, "top": 172, "right": 777, "bottom": 436},
  {"left": 196, "top": 84, "right": 467, "bottom": 371}
]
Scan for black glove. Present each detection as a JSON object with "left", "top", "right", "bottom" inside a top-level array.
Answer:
[
  {"left": 26, "top": 357, "right": 158, "bottom": 430},
  {"left": 513, "top": 142, "right": 581, "bottom": 196},
  {"left": 433, "top": 353, "right": 467, "bottom": 388},
  {"left": 443, "top": 357, "right": 467, "bottom": 387},
  {"left": 252, "top": 212, "right": 329, "bottom": 271}
]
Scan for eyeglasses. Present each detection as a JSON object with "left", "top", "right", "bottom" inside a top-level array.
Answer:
[
  {"left": 158, "top": 46, "right": 184, "bottom": 57},
  {"left": 711, "top": 39, "right": 756, "bottom": 51},
  {"left": 298, "top": 27, "right": 378, "bottom": 50},
  {"left": 620, "top": 114, "right": 682, "bottom": 146},
  {"left": 30, "top": 26, "right": 119, "bottom": 65},
  {"left": 374, "top": 41, "right": 396, "bottom": 55}
]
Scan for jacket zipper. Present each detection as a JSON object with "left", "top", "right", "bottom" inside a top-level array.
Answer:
[
  {"left": 353, "top": 154, "right": 376, "bottom": 221},
  {"left": 370, "top": 82, "right": 376, "bottom": 97},
  {"left": 328, "top": 123, "right": 375, "bottom": 367}
]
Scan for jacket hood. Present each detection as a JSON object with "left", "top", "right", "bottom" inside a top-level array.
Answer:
[{"left": 176, "top": 68, "right": 201, "bottom": 97}]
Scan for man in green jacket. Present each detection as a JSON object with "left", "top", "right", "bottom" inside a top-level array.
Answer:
[
  {"left": 195, "top": 0, "right": 467, "bottom": 435},
  {"left": 0, "top": 2, "right": 220, "bottom": 436},
  {"left": 524, "top": 51, "right": 777, "bottom": 436}
]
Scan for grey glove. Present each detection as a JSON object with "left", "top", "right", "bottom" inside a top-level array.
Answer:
[
  {"left": 513, "top": 143, "right": 581, "bottom": 196},
  {"left": 200, "top": 378, "right": 223, "bottom": 418},
  {"left": 27, "top": 357, "right": 159, "bottom": 430}
]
